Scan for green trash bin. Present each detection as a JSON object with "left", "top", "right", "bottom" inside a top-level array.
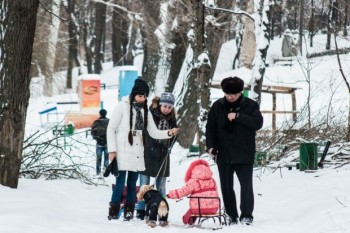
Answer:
[
  {"left": 255, "top": 151, "right": 267, "bottom": 167},
  {"left": 188, "top": 145, "right": 200, "bottom": 157},
  {"left": 299, "top": 143, "right": 318, "bottom": 171}
]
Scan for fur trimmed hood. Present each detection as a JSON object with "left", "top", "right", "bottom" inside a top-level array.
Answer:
[
  {"left": 151, "top": 96, "right": 161, "bottom": 109},
  {"left": 150, "top": 96, "right": 176, "bottom": 117},
  {"left": 184, "top": 159, "right": 212, "bottom": 182}
]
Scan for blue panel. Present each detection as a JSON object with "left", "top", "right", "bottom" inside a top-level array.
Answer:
[
  {"left": 39, "top": 106, "right": 57, "bottom": 115},
  {"left": 119, "top": 70, "right": 138, "bottom": 101}
]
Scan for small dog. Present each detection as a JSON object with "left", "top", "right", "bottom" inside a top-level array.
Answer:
[{"left": 136, "top": 184, "right": 169, "bottom": 228}]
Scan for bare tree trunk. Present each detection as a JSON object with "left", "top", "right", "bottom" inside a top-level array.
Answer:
[
  {"left": 94, "top": 0, "right": 107, "bottom": 74},
  {"left": 344, "top": 1, "right": 348, "bottom": 36},
  {"left": 124, "top": 1, "right": 142, "bottom": 66},
  {"left": 32, "top": 0, "right": 61, "bottom": 96},
  {"left": 66, "top": 0, "right": 80, "bottom": 88},
  {"left": 281, "top": 0, "right": 289, "bottom": 32},
  {"left": 120, "top": 3, "right": 130, "bottom": 65},
  {"left": 175, "top": 51, "right": 199, "bottom": 147},
  {"left": 0, "top": 0, "right": 40, "bottom": 188},
  {"left": 333, "top": 9, "right": 350, "bottom": 140},
  {"left": 152, "top": 0, "right": 189, "bottom": 94},
  {"left": 125, "top": 19, "right": 138, "bottom": 65},
  {"left": 141, "top": 0, "right": 189, "bottom": 93},
  {"left": 309, "top": 0, "right": 315, "bottom": 47},
  {"left": 166, "top": 25, "right": 187, "bottom": 92},
  {"left": 206, "top": 0, "right": 234, "bottom": 81},
  {"left": 175, "top": 0, "right": 202, "bottom": 148},
  {"left": 123, "top": 1, "right": 142, "bottom": 65},
  {"left": 140, "top": 0, "right": 161, "bottom": 92},
  {"left": 239, "top": 0, "right": 256, "bottom": 69},
  {"left": 299, "top": 0, "right": 304, "bottom": 55},
  {"left": 82, "top": 2, "right": 94, "bottom": 74},
  {"left": 326, "top": 0, "right": 333, "bottom": 50},
  {"left": 250, "top": 0, "right": 271, "bottom": 104},
  {"left": 112, "top": 0, "right": 125, "bottom": 66},
  {"left": 335, "top": 36, "right": 350, "bottom": 139},
  {"left": 193, "top": 0, "right": 208, "bottom": 151}
]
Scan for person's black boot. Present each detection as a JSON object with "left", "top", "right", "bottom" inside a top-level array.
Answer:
[
  {"left": 136, "top": 209, "right": 145, "bottom": 220},
  {"left": 225, "top": 214, "right": 238, "bottom": 225},
  {"left": 108, "top": 202, "right": 120, "bottom": 220},
  {"left": 240, "top": 216, "right": 253, "bottom": 225},
  {"left": 123, "top": 202, "right": 135, "bottom": 221}
]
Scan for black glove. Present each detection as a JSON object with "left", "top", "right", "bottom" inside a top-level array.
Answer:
[{"left": 103, "top": 158, "right": 119, "bottom": 177}]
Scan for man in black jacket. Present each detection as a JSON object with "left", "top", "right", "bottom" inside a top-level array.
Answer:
[
  {"left": 205, "top": 76, "right": 263, "bottom": 226},
  {"left": 91, "top": 109, "right": 109, "bottom": 175}
]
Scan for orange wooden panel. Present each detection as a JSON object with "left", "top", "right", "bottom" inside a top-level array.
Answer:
[{"left": 65, "top": 112, "right": 99, "bottom": 129}]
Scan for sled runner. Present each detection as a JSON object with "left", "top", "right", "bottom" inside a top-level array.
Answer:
[{"left": 187, "top": 196, "right": 227, "bottom": 229}]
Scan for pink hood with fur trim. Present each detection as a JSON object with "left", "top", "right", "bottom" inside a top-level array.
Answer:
[{"left": 184, "top": 159, "right": 213, "bottom": 182}]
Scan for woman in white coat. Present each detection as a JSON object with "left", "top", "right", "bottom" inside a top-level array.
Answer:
[{"left": 107, "top": 78, "right": 178, "bottom": 221}]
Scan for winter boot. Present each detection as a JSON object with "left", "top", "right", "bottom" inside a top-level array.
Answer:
[
  {"left": 240, "top": 216, "right": 253, "bottom": 225},
  {"left": 136, "top": 209, "right": 145, "bottom": 220},
  {"left": 108, "top": 202, "right": 120, "bottom": 220},
  {"left": 159, "top": 220, "right": 169, "bottom": 227},
  {"left": 148, "top": 220, "right": 157, "bottom": 228},
  {"left": 123, "top": 202, "right": 135, "bottom": 221}
]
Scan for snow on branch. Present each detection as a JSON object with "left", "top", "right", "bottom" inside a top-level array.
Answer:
[
  {"left": 205, "top": 5, "right": 254, "bottom": 22},
  {"left": 90, "top": 0, "right": 141, "bottom": 15}
]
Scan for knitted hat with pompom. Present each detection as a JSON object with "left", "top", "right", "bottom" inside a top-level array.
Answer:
[
  {"left": 131, "top": 78, "right": 150, "bottom": 97},
  {"left": 159, "top": 92, "right": 175, "bottom": 107}
]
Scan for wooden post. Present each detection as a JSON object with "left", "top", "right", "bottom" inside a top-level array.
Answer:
[
  {"left": 291, "top": 91, "right": 297, "bottom": 121},
  {"left": 272, "top": 93, "right": 276, "bottom": 133}
]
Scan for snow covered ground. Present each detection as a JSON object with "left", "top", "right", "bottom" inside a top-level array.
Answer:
[
  {"left": 1, "top": 33, "right": 350, "bottom": 233},
  {"left": 1, "top": 149, "right": 350, "bottom": 233}
]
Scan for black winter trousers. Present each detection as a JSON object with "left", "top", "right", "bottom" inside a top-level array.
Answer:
[{"left": 217, "top": 163, "right": 254, "bottom": 220}]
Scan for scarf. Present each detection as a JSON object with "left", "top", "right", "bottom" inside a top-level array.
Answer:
[
  {"left": 150, "top": 107, "right": 171, "bottom": 130},
  {"left": 133, "top": 102, "right": 144, "bottom": 130}
]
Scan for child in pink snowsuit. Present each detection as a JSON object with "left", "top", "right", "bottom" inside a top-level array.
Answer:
[{"left": 167, "top": 159, "right": 219, "bottom": 225}]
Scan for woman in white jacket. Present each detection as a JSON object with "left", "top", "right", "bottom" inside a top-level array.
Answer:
[{"left": 107, "top": 78, "right": 178, "bottom": 221}]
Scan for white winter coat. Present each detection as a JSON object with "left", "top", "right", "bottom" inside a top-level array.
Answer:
[{"left": 107, "top": 96, "right": 171, "bottom": 172}]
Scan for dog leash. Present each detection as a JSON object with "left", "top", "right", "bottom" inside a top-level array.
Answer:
[{"left": 153, "top": 135, "right": 177, "bottom": 187}]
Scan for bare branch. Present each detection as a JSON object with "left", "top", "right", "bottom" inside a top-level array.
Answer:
[
  {"left": 39, "top": 1, "right": 69, "bottom": 22},
  {"left": 205, "top": 6, "right": 254, "bottom": 21},
  {"left": 90, "top": 0, "right": 141, "bottom": 15},
  {"left": 21, "top": 124, "right": 104, "bottom": 186},
  {"left": 335, "top": 196, "right": 347, "bottom": 208}
]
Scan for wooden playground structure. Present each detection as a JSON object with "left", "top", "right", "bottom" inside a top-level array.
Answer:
[{"left": 211, "top": 83, "right": 300, "bottom": 133}]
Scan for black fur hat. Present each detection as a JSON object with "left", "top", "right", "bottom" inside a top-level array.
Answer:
[
  {"left": 131, "top": 78, "right": 150, "bottom": 97},
  {"left": 221, "top": 76, "right": 244, "bottom": 94}
]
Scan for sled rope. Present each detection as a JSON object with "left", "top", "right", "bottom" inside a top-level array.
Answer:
[{"left": 153, "top": 135, "right": 177, "bottom": 187}]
